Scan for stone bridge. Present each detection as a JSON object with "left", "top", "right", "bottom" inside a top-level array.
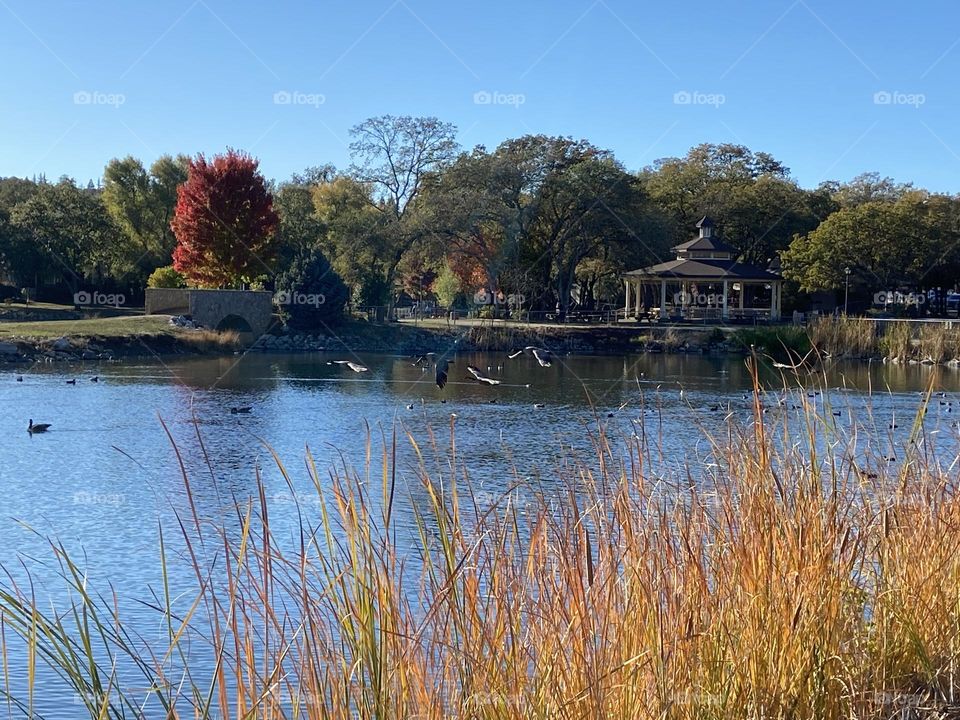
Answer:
[{"left": 145, "top": 289, "right": 274, "bottom": 338}]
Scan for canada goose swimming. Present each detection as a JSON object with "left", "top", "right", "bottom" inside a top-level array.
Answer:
[
  {"left": 230, "top": 406, "right": 252, "bottom": 414},
  {"left": 466, "top": 365, "right": 500, "bottom": 386},
  {"left": 90, "top": 376, "right": 99, "bottom": 383},
  {"left": 508, "top": 346, "right": 552, "bottom": 367},
  {"left": 15, "top": 376, "right": 22, "bottom": 382},
  {"left": 533, "top": 402, "right": 545, "bottom": 409},
  {"left": 28, "top": 419, "right": 51, "bottom": 433},
  {"left": 328, "top": 360, "right": 369, "bottom": 373},
  {"left": 65, "top": 379, "right": 76, "bottom": 385}
]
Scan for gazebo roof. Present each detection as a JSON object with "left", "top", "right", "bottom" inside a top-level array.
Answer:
[
  {"left": 624, "top": 257, "right": 781, "bottom": 281},
  {"left": 672, "top": 235, "right": 738, "bottom": 255}
]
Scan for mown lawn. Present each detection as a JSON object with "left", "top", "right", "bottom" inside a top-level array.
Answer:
[{"left": 0, "top": 314, "right": 175, "bottom": 339}]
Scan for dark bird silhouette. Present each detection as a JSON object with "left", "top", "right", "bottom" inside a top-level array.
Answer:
[
  {"left": 508, "top": 346, "right": 552, "bottom": 367},
  {"left": 28, "top": 419, "right": 51, "bottom": 434},
  {"left": 90, "top": 376, "right": 99, "bottom": 383},
  {"left": 15, "top": 376, "right": 22, "bottom": 382},
  {"left": 436, "top": 358, "right": 449, "bottom": 390},
  {"left": 65, "top": 379, "right": 76, "bottom": 385},
  {"left": 230, "top": 406, "right": 252, "bottom": 414}
]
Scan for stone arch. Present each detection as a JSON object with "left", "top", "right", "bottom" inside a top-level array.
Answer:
[{"left": 215, "top": 314, "right": 254, "bottom": 334}]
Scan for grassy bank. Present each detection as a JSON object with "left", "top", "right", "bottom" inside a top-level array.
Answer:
[
  {"left": 0, "top": 314, "right": 244, "bottom": 355},
  {"left": 2, "top": 391, "right": 960, "bottom": 718}
]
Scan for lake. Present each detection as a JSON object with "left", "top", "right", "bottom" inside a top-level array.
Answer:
[{"left": 1, "top": 350, "right": 958, "bottom": 716}]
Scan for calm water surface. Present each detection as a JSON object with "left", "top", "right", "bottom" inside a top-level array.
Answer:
[{"left": 1, "top": 351, "right": 959, "bottom": 716}]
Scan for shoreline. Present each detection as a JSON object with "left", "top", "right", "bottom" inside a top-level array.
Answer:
[
  {"left": 0, "top": 320, "right": 752, "bottom": 364},
  {"left": 5, "top": 315, "right": 960, "bottom": 367}
]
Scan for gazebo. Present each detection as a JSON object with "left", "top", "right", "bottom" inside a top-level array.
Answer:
[{"left": 623, "top": 217, "right": 783, "bottom": 322}]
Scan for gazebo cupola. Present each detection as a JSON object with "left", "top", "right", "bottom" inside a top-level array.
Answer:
[{"left": 672, "top": 216, "right": 737, "bottom": 260}]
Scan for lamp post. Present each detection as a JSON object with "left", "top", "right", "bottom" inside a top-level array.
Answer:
[{"left": 844, "top": 266, "right": 851, "bottom": 315}]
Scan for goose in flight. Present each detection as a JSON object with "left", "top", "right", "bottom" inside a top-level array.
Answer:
[
  {"left": 771, "top": 349, "right": 815, "bottom": 370},
  {"left": 328, "top": 360, "right": 369, "bottom": 373},
  {"left": 508, "top": 346, "right": 552, "bottom": 367},
  {"left": 466, "top": 365, "right": 501, "bottom": 385},
  {"left": 28, "top": 419, "right": 51, "bottom": 433},
  {"left": 414, "top": 353, "right": 451, "bottom": 389}
]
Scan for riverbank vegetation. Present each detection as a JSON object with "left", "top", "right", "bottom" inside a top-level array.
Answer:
[
  {"left": 3, "top": 117, "right": 959, "bottom": 332},
  {"left": 809, "top": 315, "right": 960, "bottom": 363},
  {"left": 3, "top": 397, "right": 960, "bottom": 717}
]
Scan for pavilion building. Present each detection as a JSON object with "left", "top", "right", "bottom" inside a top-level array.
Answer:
[{"left": 622, "top": 216, "right": 783, "bottom": 322}]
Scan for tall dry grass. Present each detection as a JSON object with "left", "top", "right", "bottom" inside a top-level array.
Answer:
[
  {"left": 810, "top": 315, "right": 960, "bottom": 364},
  {"left": 3, "top": 399, "right": 960, "bottom": 718},
  {"left": 808, "top": 315, "right": 879, "bottom": 357}
]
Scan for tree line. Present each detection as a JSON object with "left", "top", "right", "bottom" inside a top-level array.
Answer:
[{"left": 1, "top": 114, "right": 958, "bottom": 327}]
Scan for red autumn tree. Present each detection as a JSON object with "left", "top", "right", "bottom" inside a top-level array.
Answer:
[{"left": 171, "top": 149, "right": 280, "bottom": 287}]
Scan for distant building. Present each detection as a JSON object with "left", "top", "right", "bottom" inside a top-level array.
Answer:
[{"left": 623, "top": 216, "right": 783, "bottom": 322}]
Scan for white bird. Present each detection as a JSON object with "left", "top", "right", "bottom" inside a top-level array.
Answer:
[
  {"left": 508, "top": 346, "right": 552, "bottom": 367},
  {"left": 328, "top": 360, "right": 369, "bottom": 373},
  {"left": 466, "top": 365, "right": 501, "bottom": 385}
]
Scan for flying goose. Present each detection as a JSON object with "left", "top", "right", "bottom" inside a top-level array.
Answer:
[
  {"left": 771, "top": 349, "right": 815, "bottom": 370},
  {"left": 508, "top": 346, "right": 552, "bottom": 367},
  {"left": 414, "top": 353, "right": 451, "bottom": 389},
  {"left": 466, "top": 365, "right": 501, "bottom": 386},
  {"left": 28, "top": 419, "right": 51, "bottom": 433},
  {"left": 328, "top": 360, "right": 369, "bottom": 373}
]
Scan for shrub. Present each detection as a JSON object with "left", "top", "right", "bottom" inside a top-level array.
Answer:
[{"left": 146, "top": 265, "right": 186, "bottom": 289}]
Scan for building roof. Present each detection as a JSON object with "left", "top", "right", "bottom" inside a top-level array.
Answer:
[
  {"left": 672, "top": 236, "right": 738, "bottom": 255},
  {"left": 624, "top": 257, "right": 781, "bottom": 281}
]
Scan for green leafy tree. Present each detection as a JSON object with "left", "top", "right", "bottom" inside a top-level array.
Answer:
[
  {"left": 432, "top": 263, "right": 461, "bottom": 308},
  {"left": 312, "top": 176, "right": 388, "bottom": 306},
  {"left": 102, "top": 155, "right": 188, "bottom": 281},
  {"left": 10, "top": 180, "right": 121, "bottom": 296}
]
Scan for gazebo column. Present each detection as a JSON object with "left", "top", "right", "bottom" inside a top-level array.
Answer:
[
  {"left": 624, "top": 279, "right": 631, "bottom": 317},
  {"left": 771, "top": 281, "right": 781, "bottom": 321},
  {"left": 659, "top": 280, "right": 668, "bottom": 319},
  {"left": 738, "top": 284, "right": 745, "bottom": 312},
  {"left": 722, "top": 280, "right": 729, "bottom": 320},
  {"left": 635, "top": 280, "right": 643, "bottom": 317}
]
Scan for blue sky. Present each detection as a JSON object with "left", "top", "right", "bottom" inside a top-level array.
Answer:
[{"left": 2, "top": 0, "right": 959, "bottom": 191}]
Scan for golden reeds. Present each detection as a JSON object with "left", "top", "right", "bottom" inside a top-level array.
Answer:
[{"left": 3, "top": 398, "right": 960, "bottom": 718}]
